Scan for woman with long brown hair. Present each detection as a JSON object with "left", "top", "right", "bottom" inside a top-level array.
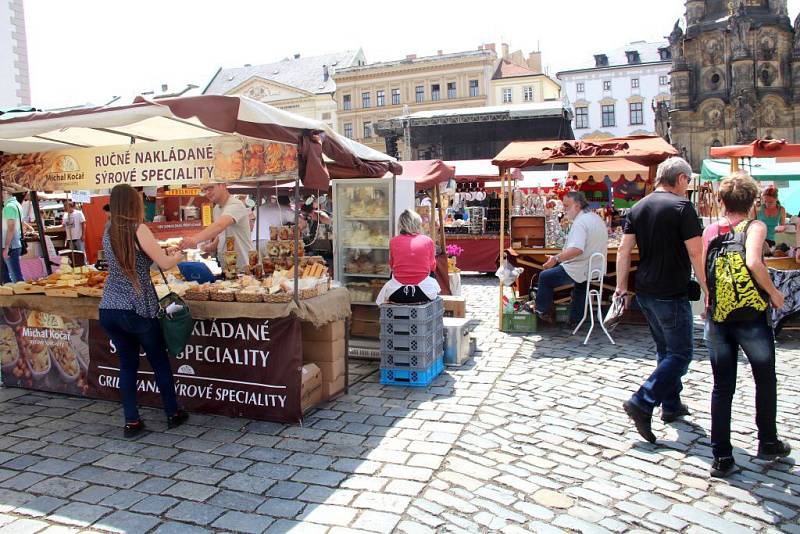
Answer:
[{"left": 99, "top": 184, "right": 188, "bottom": 437}]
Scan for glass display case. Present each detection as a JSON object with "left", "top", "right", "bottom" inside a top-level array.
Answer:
[{"left": 332, "top": 178, "right": 415, "bottom": 305}]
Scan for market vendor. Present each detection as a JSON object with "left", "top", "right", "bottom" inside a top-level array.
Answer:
[
  {"left": 755, "top": 186, "right": 786, "bottom": 247},
  {"left": 375, "top": 209, "right": 440, "bottom": 304},
  {"left": 533, "top": 191, "right": 608, "bottom": 326},
  {"left": 179, "top": 183, "right": 253, "bottom": 272}
]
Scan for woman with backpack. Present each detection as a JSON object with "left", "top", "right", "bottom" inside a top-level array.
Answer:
[{"left": 703, "top": 173, "right": 791, "bottom": 478}]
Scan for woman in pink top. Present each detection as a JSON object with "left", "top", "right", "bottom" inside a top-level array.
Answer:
[{"left": 376, "top": 209, "right": 440, "bottom": 304}]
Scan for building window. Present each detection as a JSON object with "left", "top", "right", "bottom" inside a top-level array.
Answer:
[
  {"left": 447, "top": 82, "right": 456, "bottom": 99},
  {"left": 602, "top": 104, "right": 616, "bottom": 127},
  {"left": 392, "top": 88, "right": 400, "bottom": 105},
  {"left": 343, "top": 123, "right": 353, "bottom": 138},
  {"left": 575, "top": 106, "right": 589, "bottom": 129},
  {"left": 502, "top": 88, "right": 513, "bottom": 103},
  {"left": 376, "top": 90, "right": 385, "bottom": 107},
  {"left": 629, "top": 102, "right": 643, "bottom": 125},
  {"left": 523, "top": 86, "right": 533, "bottom": 102},
  {"left": 576, "top": 82, "right": 585, "bottom": 93},
  {"left": 603, "top": 80, "right": 611, "bottom": 91},
  {"left": 415, "top": 85, "right": 424, "bottom": 102},
  {"left": 363, "top": 121, "right": 372, "bottom": 139},
  {"left": 659, "top": 75, "right": 669, "bottom": 86},
  {"left": 469, "top": 80, "right": 479, "bottom": 97},
  {"left": 631, "top": 78, "right": 640, "bottom": 89},
  {"left": 361, "top": 92, "right": 371, "bottom": 108},
  {"left": 431, "top": 84, "right": 441, "bottom": 101},
  {"left": 342, "top": 94, "right": 351, "bottom": 111}
]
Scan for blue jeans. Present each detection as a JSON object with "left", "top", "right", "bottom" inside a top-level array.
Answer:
[
  {"left": 99, "top": 309, "right": 178, "bottom": 423},
  {"left": 708, "top": 315, "right": 778, "bottom": 458},
  {"left": 3, "top": 247, "right": 23, "bottom": 283},
  {"left": 630, "top": 294, "right": 693, "bottom": 414},
  {"left": 534, "top": 265, "right": 587, "bottom": 323}
]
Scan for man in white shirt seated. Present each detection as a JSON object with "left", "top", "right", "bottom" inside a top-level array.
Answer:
[{"left": 534, "top": 191, "right": 609, "bottom": 326}]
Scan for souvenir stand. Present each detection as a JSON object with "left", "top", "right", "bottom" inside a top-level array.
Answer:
[
  {"left": 0, "top": 94, "right": 400, "bottom": 423},
  {"left": 708, "top": 139, "right": 800, "bottom": 333},
  {"left": 491, "top": 136, "right": 678, "bottom": 328}
]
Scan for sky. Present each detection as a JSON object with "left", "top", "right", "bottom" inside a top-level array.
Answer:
[{"left": 23, "top": 0, "right": 800, "bottom": 109}]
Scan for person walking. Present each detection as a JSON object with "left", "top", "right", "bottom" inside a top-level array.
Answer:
[
  {"left": 534, "top": 191, "right": 608, "bottom": 326},
  {"left": 99, "top": 184, "right": 188, "bottom": 437},
  {"left": 62, "top": 200, "right": 86, "bottom": 252},
  {"left": 616, "top": 156, "right": 707, "bottom": 443},
  {"left": 2, "top": 190, "right": 27, "bottom": 283},
  {"left": 703, "top": 173, "right": 791, "bottom": 477}
]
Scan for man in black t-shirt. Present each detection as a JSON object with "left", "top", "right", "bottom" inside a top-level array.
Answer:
[{"left": 615, "top": 156, "right": 707, "bottom": 443}]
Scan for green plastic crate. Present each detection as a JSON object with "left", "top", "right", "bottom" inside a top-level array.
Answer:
[
  {"left": 502, "top": 311, "right": 537, "bottom": 333},
  {"left": 554, "top": 305, "right": 570, "bottom": 324}
]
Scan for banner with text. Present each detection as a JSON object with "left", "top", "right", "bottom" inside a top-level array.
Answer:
[
  {"left": 0, "top": 135, "right": 298, "bottom": 192},
  {"left": 88, "top": 315, "right": 303, "bottom": 423}
]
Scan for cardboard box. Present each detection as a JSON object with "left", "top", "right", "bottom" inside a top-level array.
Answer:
[
  {"left": 441, "top": 295, "right": 466, "bottom": 318},
  {"left": 303, "top": 339, "right": 346, "bottom": 363},
  {"left": 352, "top": 304, "right": 379, "bottom": 322},
  {"left": 322, "top": 375, "right": 346, "bottom": 398},
  {"left": 350, "top": 318, "right": 380, "bottom": 338},
  {"left": 312, "top": 357, "right": 346, "bottom": 383},
  {"left": 301, "top": 320, "right": 345, "bottom": 342},
  {"left": 301, "top": 363, "right": 322, "bottom": 412}
]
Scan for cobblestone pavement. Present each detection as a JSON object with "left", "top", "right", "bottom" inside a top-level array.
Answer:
[{"left": 0, "top": 275, "right": 798, "bottom": 533}]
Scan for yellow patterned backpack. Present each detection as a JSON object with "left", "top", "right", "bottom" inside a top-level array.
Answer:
[{"left": 706, "top": 220, "right": 768, "bottom": 322}]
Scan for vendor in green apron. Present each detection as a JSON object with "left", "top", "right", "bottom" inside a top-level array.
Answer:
[{"left": 756, "top": 186, "right": 785, "bottom": 247}]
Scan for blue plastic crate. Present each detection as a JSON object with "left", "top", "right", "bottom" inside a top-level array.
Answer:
[
  {"left": 380, "top": 356, "right": 444, "bottom": 387},
  {"left": 381, "top": 299, "right": 442, "bottom": 322},
  {"left": 381, "top": 349, "right": 439, "bottom": 369}
]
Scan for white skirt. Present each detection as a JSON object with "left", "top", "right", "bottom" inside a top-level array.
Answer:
[{"left": 375, "top": 276, "right": 441, "bottom": 305}]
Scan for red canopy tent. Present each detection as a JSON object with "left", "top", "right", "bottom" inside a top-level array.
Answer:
[{"left": 709, "top": 139, "right": 800, "bottom": 159}]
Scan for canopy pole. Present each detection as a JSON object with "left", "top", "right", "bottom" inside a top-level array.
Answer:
[
  {"left": 434, "top": 184, "right": 446, "bottom": 252},
  {"left": 256, "top": 181, "right": 262, "bottom": 276},
  {"left": 30, "top": 192, "right": 51, "bottom": 275},
  {"left": 293, "top": 177, "right": 300, "bottom": 305},
  {"left": 498, "top": 169, "right": 507, "bottom": 330},
  {"left": 428, "top": 190, "right": 436, "bottom": 240}
]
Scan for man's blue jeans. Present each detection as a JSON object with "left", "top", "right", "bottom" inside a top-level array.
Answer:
[
  {"left": 2, "top": 247, "right": 24, "bottom": 283},
  {"left": 534, "top": 264, "right": 587, "bottom": 323},
  {"left": 630, "top": 294, "right": 693, "bottom": 414}
]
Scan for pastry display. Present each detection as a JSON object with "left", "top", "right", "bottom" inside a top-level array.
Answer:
[
  {"left": 342, "top": 222, "right": 390, "bottom": 248},
  {"left": 51, "top": 343, "right": 80, "bottom": 379},
  {"left": 342, "top": 249, "right": 389, "bottom": 276},
  {"left": 344, "top": 186, "right": 389, "bottom": 218},
  {"left": 0, "top": 325, "right": 19, "bottom": 367}
]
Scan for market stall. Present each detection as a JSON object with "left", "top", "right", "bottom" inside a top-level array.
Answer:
[
  {"left": 492, "top": 136, "right": 678, "bottom": 328},
  {"left": 0, "top": 94, "right": 400, "bottom": 422}
]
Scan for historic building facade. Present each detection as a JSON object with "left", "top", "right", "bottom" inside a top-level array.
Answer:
[
  {"left": 557, "top": 41, "right": 672, "bottom": 140},
  {"left": 332, "top": 46, "right": 498, "bottom": 154},
  {"left": 489, "top": 45, "right": 561, "bottom": 106},
  {"left": 203, "top": 51, "right": 365, "bottom": 131},
  {"left": 0, "top": 0, "right": 30, "bottom": 107},
  {"left": 667, "top": 0, "right": 797, "bottom": 169}
]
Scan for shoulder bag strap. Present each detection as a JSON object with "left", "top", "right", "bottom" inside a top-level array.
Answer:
[{"left": 132, "top": 227, "right": 169, "bottom": 286}]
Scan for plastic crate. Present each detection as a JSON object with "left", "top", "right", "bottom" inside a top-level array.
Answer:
[
  {"left": 381, "top": 349, "right": 439, "bottom": 369},
  {"left": 501, "top": 311, "right": 537, "bottom": 333},
  {"left": 380, "top": 331, "right": 436, "bottom": 353},
  {"left": 554, "top": 304, "right": 571, "bottom": 324},
  {"left": 381, "top": 299, "right": 441, "bottom": 322},
  {"left": 380, "top": 356, "right": 444, "bottom": 387},
  {"left": 382, "top": 318, "right": 441, "bottom": 337}
]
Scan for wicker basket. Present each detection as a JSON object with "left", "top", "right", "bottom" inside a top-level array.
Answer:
[
  {"left": 210, "top": 290, "right": 236, "bottom": 302},
  {"left": 299, "top": 287, "right": 319, "bottom": 300},
  {"left": 183, "top": 290, "right": 209, "bottom": 301},
  {"left": 263, "top": 293, "right": 292, "bottom": 303},
  {"left": 235, "top": 292, "right": 265, "bottom": 303}
]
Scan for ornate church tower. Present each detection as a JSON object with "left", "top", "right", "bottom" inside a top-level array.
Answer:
[{"left": 668, "top": 0, "right": 795, "bottom": 169}]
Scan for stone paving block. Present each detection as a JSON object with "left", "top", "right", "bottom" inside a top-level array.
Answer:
[
  {"left": 50, "top": 502, "right": 112, "bottom": 527},
  {"left": 152, "top": 521, "right": 213, "bottom": 534},
  {"left": 298, "top": 485, "right": 356, "bottom": 506},
  {"left": 0, "top": 472, "right": 48, "bottom": 491},
  {"left": 66, "top": 466, "right": 146, "bottom": 489},
  {"left": 174, "top": 465, "right": 228, "bottom": 485},
  {"left": 265, "top": 481, "right": 307, "bottom": 500},
  {"left": 165, "top": 501, "right": 225, "bottom": 526},
  {"left": 256, "top": 497, "right": 305, "bottom": 519},
  {"left": 264, "top": 519, "right": 328, "bottom": 534},
  {"left": 291, "top": 468, "right": 346, "bottom": 487},
  {"left": 13, "top": 496, "right": 67, "bottom": 518},
  {"left": 220, "top": 473, "right": 275, "bottom": 494},
  {"left": 208, "top": 490, "right": 264, "bottom": 513},
  {"left": 211, "top": 510, "right": 273, "bottom": 533},
  {"left": 296, "top": 503, "right": 357, "bottom": 526},
  {"left": 170, "top": 451, "right": 222, "bottom": 467},
  {"left": 240, "top": 447, "right": 291, "bottom": 464},
  {"left": 98, "top": 489, "right": 146, "bottom": 510},
  {"left": 161, "top": 480, "right": 218, "bottom": 502},
  {"left": 130, "top": 495, "right": 179, "bottom": 516},
  {"left": 94, "top": 510, "right": 160, "bottom": 534},
  {"left": 27, "top": 477, "right": 88, "bottom": 499},
  {"left": 0, "top": 518, "right": 49, "bottom": 534},
  {"left": 130, "top": 477, "right": 175, "bottom": 495}
]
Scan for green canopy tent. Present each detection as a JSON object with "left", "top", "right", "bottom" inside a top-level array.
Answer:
[{"left": 701, "top": 158, "right": 800, "bottom": 216}]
